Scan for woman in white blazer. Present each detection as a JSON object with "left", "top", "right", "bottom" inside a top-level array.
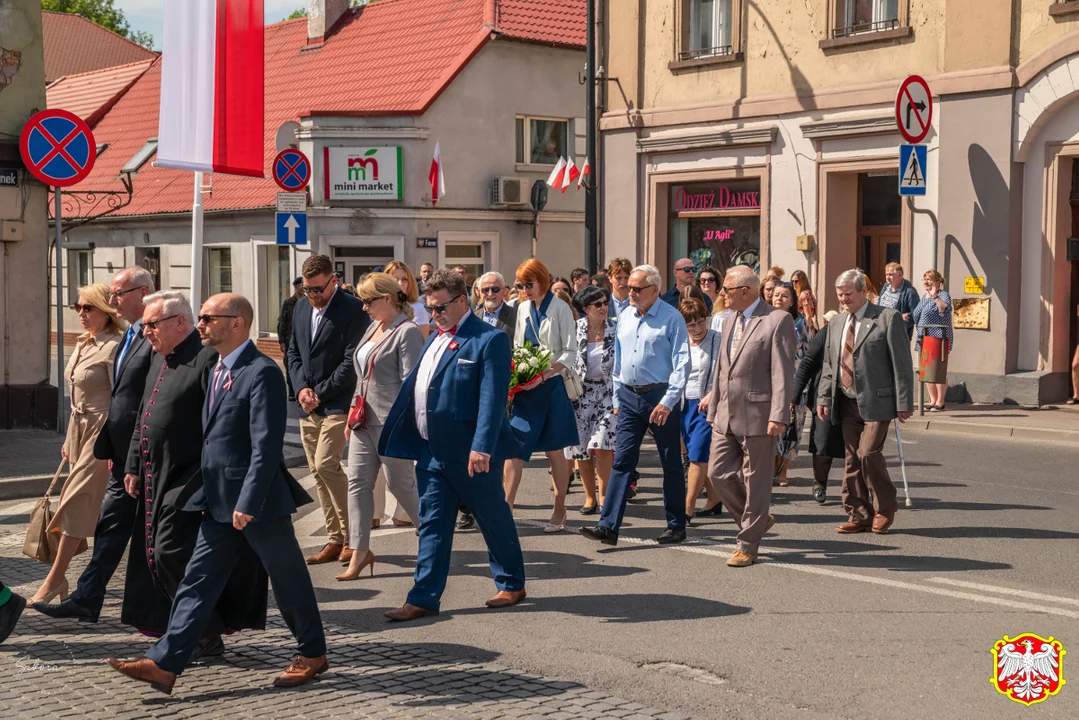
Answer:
[{"left": 504, "top": 259, "right": 580, "bottom": 532}]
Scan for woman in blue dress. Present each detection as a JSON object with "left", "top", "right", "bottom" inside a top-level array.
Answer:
[
  {"left": 771, "top": 282, "right": 810, "bottom": 487},
  {"left": 503, "top": 259, "right": 580, "bottom": 533}
]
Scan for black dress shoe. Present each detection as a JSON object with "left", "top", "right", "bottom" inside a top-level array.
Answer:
[
  {"left": 657, "top": 529, "right": 687, "bottom": 544},
  {"left": 579, "top": 525, "right": 619, "bottom": 545},
  {"left": 32, "top": 597, "right": 98, "bottom": 623},
  {"left": 579, "top": 503, "right": 598, "bottom": 516},
  {"left": 0, "top": 592, "right": 27, "bottom": 644},
  {"left": 811, "top": 485, "right": 827, "bottom": 505},
  {"left": 456, "top": 511, "right": 475, "bottom": 530},
  {"left": 190, "top": 635, "right": 225, "bottom": 662},
  {"left": 696, "top": 502, "right": 723, "bottom": 517}
]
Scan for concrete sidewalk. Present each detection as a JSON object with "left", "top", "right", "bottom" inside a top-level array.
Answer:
[{"left": 904, "top": 402, "right": 1079, "bottom": 443}]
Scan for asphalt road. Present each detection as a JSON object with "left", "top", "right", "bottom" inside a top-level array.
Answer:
[{"left": 292, "top": 428, "right": 1079, "bottom": 719}]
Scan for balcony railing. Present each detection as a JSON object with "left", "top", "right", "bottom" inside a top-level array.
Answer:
[
  {"left": 679, "top": 44, "right": 734, "bottom": 62},
  {"left": 831, "top": 18, "right": 899, "bottom": 39}
]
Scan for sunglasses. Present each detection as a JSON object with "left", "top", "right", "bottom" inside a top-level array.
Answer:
[
  {"left": 719, "top": 285, "right": 749, "bottom": 295},
  {"left": 514, "top": 281, "right": 536, "bottom": 291},
  {"left": 480, "top": 286, "right": 502, "bottom": 295},
  {"left": 423, "top": 294, "right": 464, "bottom": 314},
  {"left": 627, "top": 285, "right": 652, "bottom": 294},
  {"left": 302, "top": 279, "right": 333, "bottom": 294},
  {"left": 675, "top": 267, "right": 697, "bottom": 274},
  {"left": 197, "top": 314, "right": 237, "bottom": 325},
  {"left": 144, "top": 314, "right": 180, "bottom": 331},
  {"left": 107, "top": 287, "right": 143, "bottom": 300},
  {"left": 71, "top": 303, "right": 99, "bottom": 314},
  {"left": 589, "top": 300, "right": 609, "bottom": 309},
  {"left": 698, "top": 277, "right": 717, "bottom": 285}
]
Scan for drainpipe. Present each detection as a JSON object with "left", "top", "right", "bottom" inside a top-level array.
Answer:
[
  {"left": 906, "top": 196, "right": 938, "bottom": 416},
  {"left": 584, "top": 0, "right": 597, "bottom": 273}
]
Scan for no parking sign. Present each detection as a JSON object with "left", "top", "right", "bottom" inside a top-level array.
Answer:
[{"left": 19, "top": 109, "right": 96, "bottom": 187}]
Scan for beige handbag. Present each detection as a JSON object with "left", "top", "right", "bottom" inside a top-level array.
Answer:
[
  {"left": 23, "top": 460, "right": 65, "bottom": 564},
  {"left": 560, "top": 368, "right": 584, "bottom": 401}
]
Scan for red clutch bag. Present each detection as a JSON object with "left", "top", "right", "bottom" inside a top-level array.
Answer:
[{"left": 347, "top": 398, "right": 367, "bottom": 430}]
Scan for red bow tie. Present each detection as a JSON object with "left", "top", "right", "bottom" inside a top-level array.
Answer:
[{"left": 438, "top": 325, "right": 457, "bottom": 337}]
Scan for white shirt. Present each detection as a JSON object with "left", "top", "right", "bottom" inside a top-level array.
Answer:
[
  {"left": 685, "top": 343, "right": 706, "bottom": 400},
  {"left": 411, "top": 300, "right": 431, "bottom": 326},
  {"left": 355, "top": 340, "right": 377, "bottom": 380},
  {"left": 414, "top": 318, "right": 459, "bottom": 441},
  {"left": 311, "top": 286, "right": 337, "bottom": 341},
  {"left": 709, "top": 309, "right": 733, "bottom": 334},
  {"left": 585, "top": 342, "right": 604, "bottom": 380}
]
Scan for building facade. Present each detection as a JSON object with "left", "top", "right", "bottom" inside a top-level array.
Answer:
[
  {"left": 53, "top": 0, "right": 586, "bottom": 352},
  {"left": 601, "top": 0, "right": 1079, "bottom": 405}
]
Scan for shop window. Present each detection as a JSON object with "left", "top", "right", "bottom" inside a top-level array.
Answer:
[
  {"left": 261, "top": 245, "right": 292, "bottom": 335},
  {"left": 668, "top": 180, "right": 761, "bottom": 279},
  {"left": 333, "top": 244, "right": 397, "bottom": 287},
  {"left": 444, "top": 242, "right": 486, "bottom": 282},
  {"left": 207, "top": 248, "right": 232, "bottom": 295},
  {"left": 135, "top": 246, "right": 160, "bottom": 291},
  {"left": 68, "top": 249, "right": 92, "bottom": 296},
  {"left": 515, "top": 116, "right": 568, "bottom": 166}
]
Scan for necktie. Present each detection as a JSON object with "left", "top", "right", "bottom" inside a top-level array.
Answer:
[
  {"left": 728, "top": 312, "right": 745, "bottom": 359},
  {"left": 437, "top": 325, "right": 457, "bottom": 337},
  {"left": 115, "top": 326, "right": 135, "bottom": 380},
  {"left": 209, "top": 361, "right": 226, "bottom": 408},
  {"left": 841, "top": 318, "right": 856, "bottom": 390}
]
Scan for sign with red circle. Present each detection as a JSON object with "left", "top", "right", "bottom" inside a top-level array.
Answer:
[
  {"left": 19, "top": 109, "right": 96, "bottom": 187},
  {"left": 272, "top": 149, "right": 311, "bottom": 192},
  {"left": 895, "top": 75, "right": 933, "bottom": 144}
]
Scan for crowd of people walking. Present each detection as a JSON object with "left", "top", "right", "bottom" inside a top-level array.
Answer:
[{"left": 1, "top": 251, "right": 949, "bottom": 695}]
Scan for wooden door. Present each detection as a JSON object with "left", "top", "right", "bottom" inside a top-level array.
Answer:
[{"left": 857, "top": 226, "right": 901, "bottom": 295}]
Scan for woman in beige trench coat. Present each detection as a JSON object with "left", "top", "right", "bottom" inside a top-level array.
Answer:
[{"left": 30, "top": 283, "right": 124, "bottom": 605}]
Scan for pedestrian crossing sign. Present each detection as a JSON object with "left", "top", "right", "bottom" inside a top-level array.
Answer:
[{"left": 899, "top": 144, "right": 927, "bottom": 196}]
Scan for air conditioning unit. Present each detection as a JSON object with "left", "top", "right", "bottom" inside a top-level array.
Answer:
[{"left": 491, "top": 176, "right": 527, "bottom": 206}]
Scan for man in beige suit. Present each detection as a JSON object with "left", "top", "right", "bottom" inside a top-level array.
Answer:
[{"left": 707, "top": 265, "right": 796, "bottom": 567}]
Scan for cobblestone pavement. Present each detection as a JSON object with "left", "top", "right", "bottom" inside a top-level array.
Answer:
[{"left": 0, "top": 531, "right": 686, "bottom": 719}]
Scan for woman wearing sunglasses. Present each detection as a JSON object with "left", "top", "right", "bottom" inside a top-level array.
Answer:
[
  {"left": 505, "top": 259, "right": 580, "bottom": 532},
  {"left": 31, "top": 284, "right": 125, "bottom": 606}
]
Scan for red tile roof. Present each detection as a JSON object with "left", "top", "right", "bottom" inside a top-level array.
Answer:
[
  {"left": 42, "top": 11, "right": 157, "bottom": 84},
  {"left": 46, "top": 60, "right": 154, "bottom": 127},
  {"left": 64, "top": 0, "right": 584, "bottom": 219}
]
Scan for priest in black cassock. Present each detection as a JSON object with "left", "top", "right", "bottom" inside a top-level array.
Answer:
[{"left": 122, "top": 291, "right": 268, "bottom": 656}]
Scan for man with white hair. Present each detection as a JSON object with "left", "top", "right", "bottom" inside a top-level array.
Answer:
[
  {"left": 474, "top": 271, "right": 517, "bottom": 337},
  {"left": 35, "top": 267, "right": 155, "bottom": 624},
  {"left": 580, "top": 264, "right": 690, "bottom": 546},
  {"left": 706, "top": 265, "right": 795, "bottom": 567},
  {"left": 817, "top": 269, "right": 913, "bottom": 535}
]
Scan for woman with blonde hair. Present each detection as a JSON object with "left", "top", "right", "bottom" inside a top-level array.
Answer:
[
  {"left": 31, "top": 284, "right": 124, "bottom": 605},
  {"left": 384, "top": 260, "right": 431, "bottom": 339},
  {"left": 790, "top": 269, "right": 818, "bottom": 336},
  {"left": 339, "top": 273, "right": 423, "bottom": 581},
  {"left": 506, "top": 259, "right": 580, "bottom": 532}
]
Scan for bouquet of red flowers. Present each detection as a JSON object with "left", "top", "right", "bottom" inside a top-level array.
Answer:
[{"left": 508, "top": 341, "right": 552, "bottom": 401}]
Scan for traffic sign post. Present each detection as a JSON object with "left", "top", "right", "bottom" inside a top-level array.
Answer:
[
  {"left": 276, "top": 212, "right": 307, "bottom": 246},
  {"left": 20, "top": 109, "right": 97, "bottom": 434},
  {"left": 895, "top": 75, "right": 932, "bottom": 144},
  {"left": 899, "top": 144, "right": 927, "bottom": 196},
  {"left": 272, "top": 149, "right": 311, "bottom": 192}
]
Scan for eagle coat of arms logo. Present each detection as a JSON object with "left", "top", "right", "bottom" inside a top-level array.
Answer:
[{"left": 990, "top": 633, "right": 1066, "bottom": 706}]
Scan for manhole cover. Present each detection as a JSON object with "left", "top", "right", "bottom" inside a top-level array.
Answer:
[{"left": 640, "top": 662, "right": 727, "bottom": 685}]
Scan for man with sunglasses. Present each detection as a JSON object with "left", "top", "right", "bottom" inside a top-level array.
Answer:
[
  {"left": 379, "top": 269, "right": 526, "bottom": 620},
  {"left": 661, "top": 257, "right": 713, "bottom": 312},
  {"left": 35, "top": 267, "right": 155, "bottom": 625},
  {"left": 287, "top": 254, "right": 369, "bottom": 566},
  {"left": 474, "top": 271, "right": 517, "bottom": 337},
  {"left": 581, "top": 264, "right": 690, "bottom": 546}
]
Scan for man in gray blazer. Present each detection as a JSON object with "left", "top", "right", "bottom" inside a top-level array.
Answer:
[
  {"left": 816, "top": 269, "right": 914, "bottom": 535},
  {"left": 474, "top": 271, "right": 517, "bottom": 338},
  {"left": 707, "top": 265, "right": 795, "bottom": 568}
]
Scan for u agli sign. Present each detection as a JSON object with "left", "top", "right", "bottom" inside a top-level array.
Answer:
[
  {"left": 324, "top": 146, "right": 403, "bottom": 201},
  {"left": 674, "top": 185, "right": 760, "bottom": 212}
]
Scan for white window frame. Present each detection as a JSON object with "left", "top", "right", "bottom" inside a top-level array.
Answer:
[
  {"left": 515, "top": 116, "right": 570, "bottom": 167},
  {"left": 205, "top": 246, "right": 233, "bottom": 296},
  {"left": 250, "top": 237, "right": 298, "bottom": 337},
  {"left": 688, "top": 0, "right": 732, "bottom": 57},
  {"left": 437, "top": 232, "right": 499, "bottom": 282},
  {"left": 67, "top": 249, "right": 92, "bottom": 299},
  {"left": 835, "top": 0, "right": 901, "bottom": 37},
  {"left": 323, "top": 235, "right": 405, "bottom": 287}
]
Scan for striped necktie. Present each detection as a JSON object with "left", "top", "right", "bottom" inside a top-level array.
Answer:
[
  {"left": 841, "top": 318, "right": 856, "bottom": 391},
  {"left": 728, "top": 312, "right": 745, "bottom": 359}
]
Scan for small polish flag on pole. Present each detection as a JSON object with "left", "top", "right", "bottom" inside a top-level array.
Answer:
[
  {"left": 577, "top": 157, "right": 590, "bottom": 190},
  {"left": 562, "top": 156, "right": 580, "bottom": 193},
  {"left": 546, "top": 156, "right": 568, "bottom": 189},
  {"left": 429, "top": 140, "right": 446, "bottom": 206}
]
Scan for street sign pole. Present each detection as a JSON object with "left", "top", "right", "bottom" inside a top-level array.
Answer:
[
  {"left": 190, "top": 171, "right": 205, "bottom": 309},
  {"left": 54, "top": 189, "right": 64, "bottom": 434}
]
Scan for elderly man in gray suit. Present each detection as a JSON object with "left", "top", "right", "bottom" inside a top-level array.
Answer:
[
  {"left": 816, "top": 269, "right": 914, "bottom": 535},
  {"left": 707, "top": 265, "right": 796, "bottom": 568},
  {"left": 474, "top": 272, "right": 517, "bottom": 337}
]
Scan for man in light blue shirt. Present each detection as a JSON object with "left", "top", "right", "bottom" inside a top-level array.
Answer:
[{"left": 581, "top": 264, "right": 689, "bottom": 546}]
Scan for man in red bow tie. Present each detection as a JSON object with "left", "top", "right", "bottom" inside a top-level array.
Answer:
[{"left": 378, "top": 269, "right": 526, "bottom": 621}]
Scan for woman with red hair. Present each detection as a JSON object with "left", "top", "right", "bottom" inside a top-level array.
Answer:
[{"left": 505, "top": 259, "right": 580, "bottom": 532}]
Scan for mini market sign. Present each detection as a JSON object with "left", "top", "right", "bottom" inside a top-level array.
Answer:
[{"left": 324, "top": 146, "right": 403, "bottom": 200}]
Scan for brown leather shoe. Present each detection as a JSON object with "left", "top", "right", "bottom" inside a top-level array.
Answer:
[
  {"left": 384, "top": 603, "right": 438, "bottom": 622},
  {"left": 726, "top": 550, "right": 757, "bottom": 567},
  {"left": 765, "top": 514, "right": 776, "bottom": 532},
  {"left": 106, "top": 657, "right": 176, "bottom": 695},
  {"left": 306, "top": 543, "right": 343, "bottom": 565},
  {"left": 872, "top": 505, "right": 898, "bottom": 534},
  {"left": 272, "top": 654, "right": 328, "bottom": 688},
  {"left": 338, "top": 544, "right": 353, "bottom": 564},
  {"left": 836, "top": 521, "right": 871, "bottom": 533},
  {"left": 485, "top": 589, "right": 527, "bottom": 608}
]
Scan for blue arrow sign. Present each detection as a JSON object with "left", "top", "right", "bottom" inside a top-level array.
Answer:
[
  {"left": 276, "top": 212, "right": 307, "bottom": 246},
  {"left": 899, "top": 144, "right": 927, "bottom": 196}
]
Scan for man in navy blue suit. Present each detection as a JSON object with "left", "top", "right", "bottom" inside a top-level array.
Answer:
[
  {"left": 107, "top": 293, "right": 326, "bottom": 694},
  {"left": 379, "top": 269, "right": 526, "bottom": 621}
]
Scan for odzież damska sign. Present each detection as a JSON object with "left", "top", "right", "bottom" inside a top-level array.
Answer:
[
  {"left": 674, "top": 185, "right": 760, "bottom": 212},
  {"left": 324, "top": 147, "right": 403, "bottom": 201}
]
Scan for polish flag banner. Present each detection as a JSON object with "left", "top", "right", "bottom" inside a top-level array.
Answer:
[
  {"left": 157, "top": 0, "right": 264, "bottom": 177},
  {"left": 546, "top": 156, "right": 568, "bottom": 189},
  {"left": 562, "top": 156, "right": 580, "bottom": 193},
  {"left": 430, "top": 140, "right": 446, "bottom": 205},
  {"left": 577, "top": 157, "right": 590, "bottom": 189}
]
